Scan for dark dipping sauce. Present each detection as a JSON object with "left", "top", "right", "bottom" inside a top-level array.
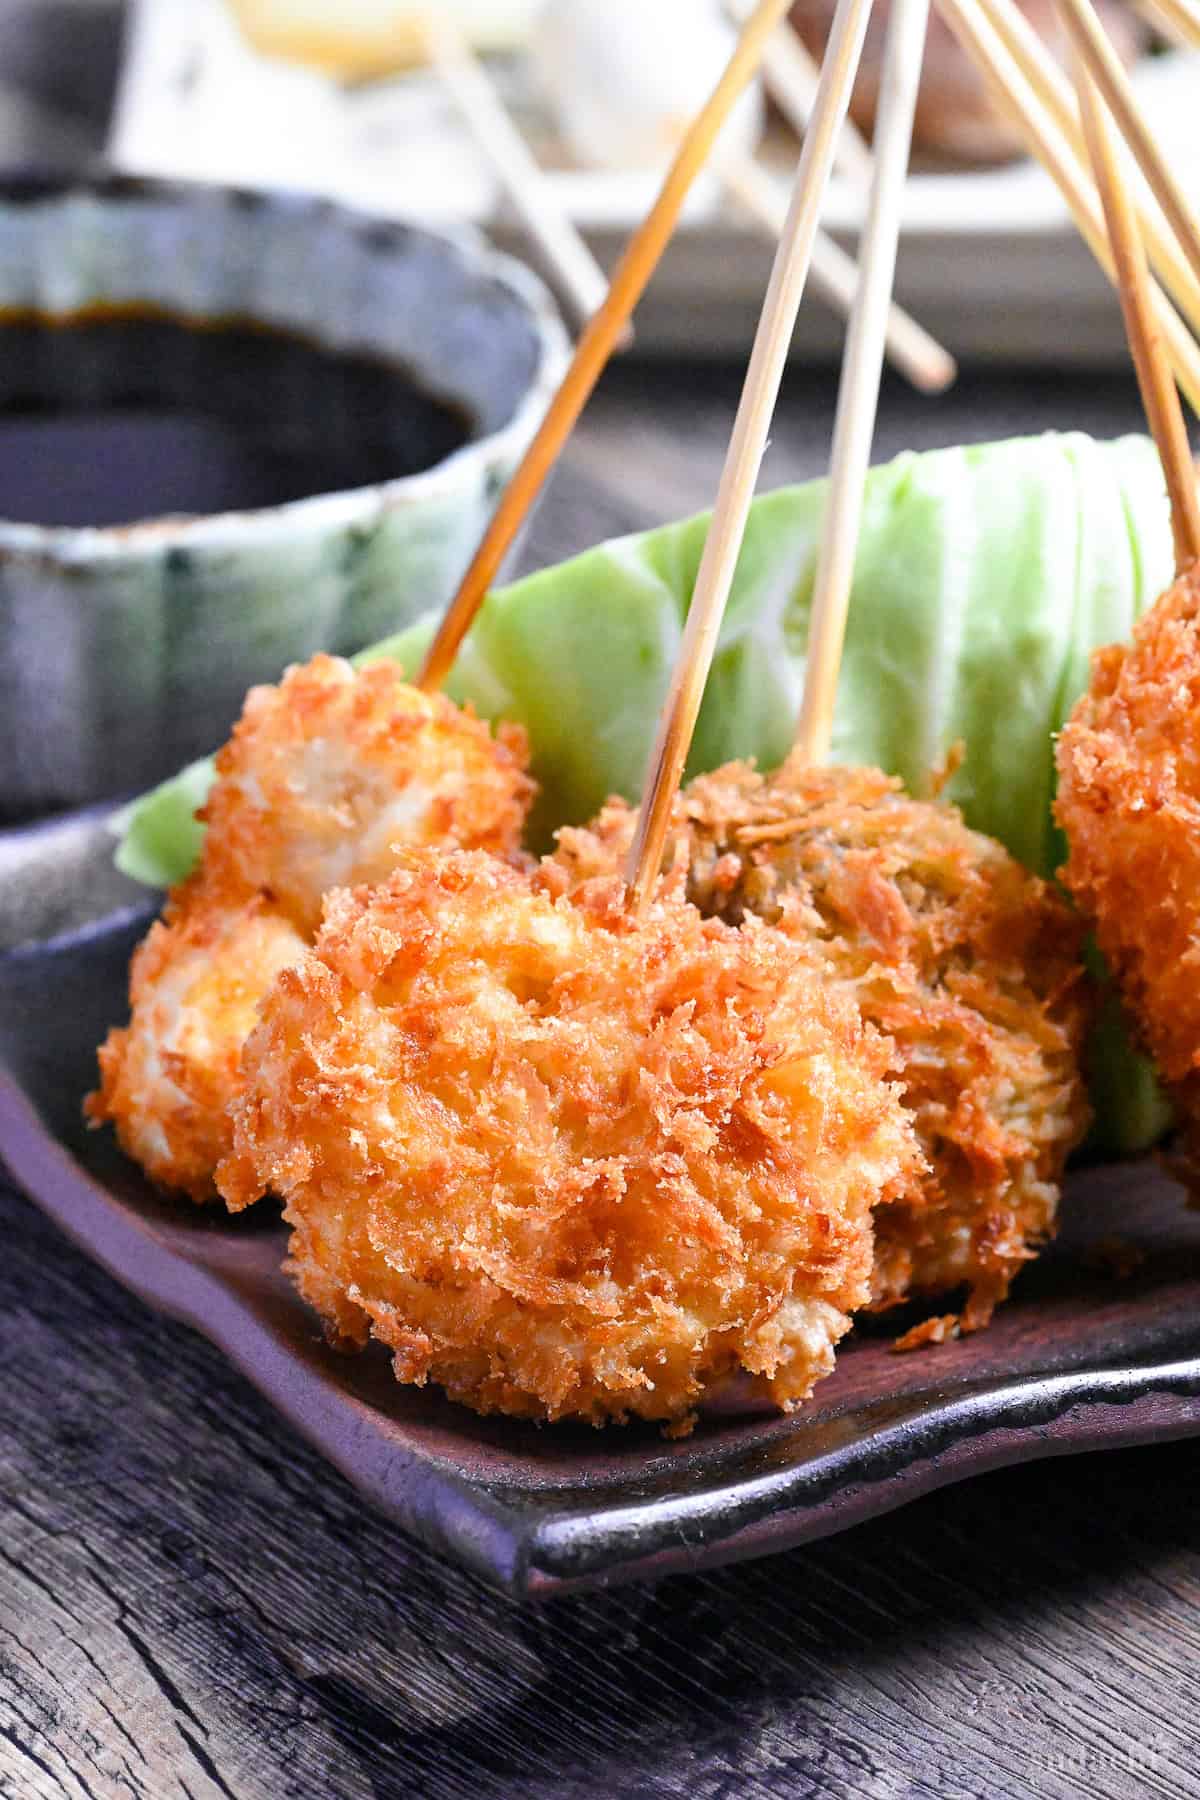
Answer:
[{"left": 0, "top": 308, "right": 474, "bottom": 528}]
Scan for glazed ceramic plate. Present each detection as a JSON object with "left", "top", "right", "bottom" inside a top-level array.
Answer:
[{"left": 3, "top": 807, "right": 1200, "bottom": 1598}]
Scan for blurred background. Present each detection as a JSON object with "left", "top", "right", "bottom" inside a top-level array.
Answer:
[
  {"left": 0, "top": 0, "right": 1192, "bottom": 821},
  {"left": 8, "top": 0, "right": 1197, "bottom": 360}
]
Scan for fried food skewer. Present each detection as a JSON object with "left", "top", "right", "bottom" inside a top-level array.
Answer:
[
  {"left": 557, "top": 0, "right": 1093, "bottom": 1334},
  {"left": 89, "top": 657, "right": 534, "bottom": 1199},
  {"left": 626, "top": 0, "right": 876, "bottom": 913},
  {"left": 556, "top": 771, "right": 1090, "bottom": 1335},
  {"left": 93, "top": 1, "right": 798, "bottom": 1202},
  {"left": 221, "top": 850, "right": 923, "bottom": 1431},
  {"left": 214, "top": 0, "right": 948, "bottom": 1434},
  {"left": 417, "top": 0, "right": 796, "bottom": 694}
]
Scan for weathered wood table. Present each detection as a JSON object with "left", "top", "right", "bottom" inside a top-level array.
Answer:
[{"left": 3, "top": 362, "right": 1199, "bottom": 1799}]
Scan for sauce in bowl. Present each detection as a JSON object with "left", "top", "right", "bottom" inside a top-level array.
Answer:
[{"left": 0, "top": 308, "right": 472, "bottom": 528}]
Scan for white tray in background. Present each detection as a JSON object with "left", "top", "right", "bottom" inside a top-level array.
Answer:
[{"left": 108, "top": 0, "right": 1200, "bottom": 363}]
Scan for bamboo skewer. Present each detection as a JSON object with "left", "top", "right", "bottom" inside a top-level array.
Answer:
[
  {"left": 935, "top": 0, "right": 1200, "bottom": 415},
  {"left": 719, "top": 152, "right": 956, "bottom": 392},
  {"left": 725, "top": 0, "right": 876, "bottom": 181},
  {"left": 722, "top": 0, "right": 956, "bottom": 391},
  {"left": 765, "top": 19, "right": 877, "bottom": 182},
  {"left": 1054, "top": 0, "right": 1200, "bottom": 296},
  {"left": 793, "top": 0, "right": 935, "bottom": 768},
  {"left": 1129, "top": 0, "right": 1194, "bottom": 49},
  {"left": 1134, "top": 0, "right": 1200, "bottom": 45},
  {"left": 417, "top": 0, "right": 796, "bottom": 694},
  {"left": 625, "top": 0, "right": 876, "bottom": 914},
  {"left": 973, "top": 0, "right": 1200, "bottom": 345},
  {"left": 1071, "top": 57, "right": 1200, "bottom": 572},
  {"left": 421, "top": 13, "right": 612, "bottom": 334}
]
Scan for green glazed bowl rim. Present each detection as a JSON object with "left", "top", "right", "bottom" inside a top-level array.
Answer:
[{"left": 0, "top": 171, "right": 569, "bottom": 563}]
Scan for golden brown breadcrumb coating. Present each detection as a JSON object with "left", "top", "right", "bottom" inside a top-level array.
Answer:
[
  {"left": 87, "top": 878, "right": 306, "bottom": 1201},
  {"left": 219, "top": 850, "right": 921, "bottom": 1431},
  {"left": 554, "top": 760, "right": 1090, "bottom": 1333},
  {"left": 88, "top": 654, "right": 534, "bottom": 1200},
  {"left": 203, "top": 653, "right": 534, "bottom": 934},
  {"left": 1057, "top": 567, "right": 1200, "bottom": 1161}
]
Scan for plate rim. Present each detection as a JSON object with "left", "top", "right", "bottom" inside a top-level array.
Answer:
[{"left": 5, "top": 1047, "right": 1200, "bottom": 1599}]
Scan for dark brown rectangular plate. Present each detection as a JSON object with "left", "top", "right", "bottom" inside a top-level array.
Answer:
[{"left": 4, "top": 806, "right": 1200, "bottom": 1598}]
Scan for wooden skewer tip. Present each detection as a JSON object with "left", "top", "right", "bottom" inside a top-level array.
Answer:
[{"left": 625, "top": 0, "right": 874, "bottom": 911}]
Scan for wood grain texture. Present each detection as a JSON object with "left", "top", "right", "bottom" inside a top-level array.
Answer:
[
  {"left": 4, "top": 1166, "right": 1200, "bottom": 1800},
  {"left": 4, "top": 362, "right": 1200, "bottom": 1796}
]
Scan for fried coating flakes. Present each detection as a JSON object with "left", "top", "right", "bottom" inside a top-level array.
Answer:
[
  {"left": 555, "top": 760, "right": 1090, "bottom": 1332},
  {"left": 203, "top": 654, "right": 534, "bottom": 934},
  {"left": 1057, "top": 567, "right": 1200, "bottom": 1162},
  {"left": 87, "top": 880, "right": 306, "bottom": 1201},
  {"left": 88, "top": 655, "right": 534, "bottom": 1199},
  {"left": 219, "top": 850, "right": 921, "bottom": 1431}
]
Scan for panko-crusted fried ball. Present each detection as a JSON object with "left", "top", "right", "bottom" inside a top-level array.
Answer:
[
  {"left": 1057, "top": 568, "right": 1200, "bottom": 1162},
  {"left": 218, "top": 850, "right": 921, "bottom": 1432},
  {"left": 87, "top": 880, "right": 305, "bottom": 1201},
  {"left": 89, "top": 654, "right": 535, "bottom": 1200},
  {"left": 203, "top": 653, "right": 534, "bottom": 934},
  {"left": 555, "top": 760, "right": 1090, "bottom": 1334}
]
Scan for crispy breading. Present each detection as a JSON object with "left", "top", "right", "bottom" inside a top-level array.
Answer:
[
  {"left": 87, "top": 879, "right": 306, "bottom": 1201},
  {"left": 1057, "top": 567, "right": 1200, "bottom": 1162},
  {"left": 219, "top": 850, "right": 921, "bottom": 1431},
  {"left": 88, "top": 654, "right": 535, "bottom": 1200},
  {"left": 203, "top": 653, "right": 534, "bottom": 934},
  {"left": 555, "top": 760, "right": 1091, "bottom": 1332}
]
